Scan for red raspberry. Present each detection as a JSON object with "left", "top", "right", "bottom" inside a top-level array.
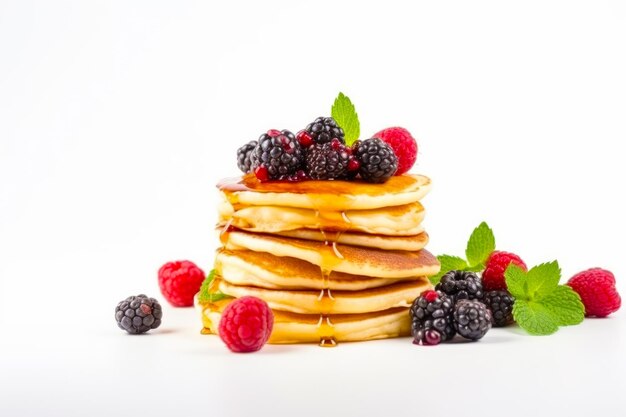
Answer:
[
  {"left": 372, "top": 127, "right": 418, "bottom": 175},
  {"left": 157, "top": 260, "right": 205, "bottom": 307},
  {"left": 482, "top": 251, "right": 527, "bottom": 291},
  {"left": 219, "top": 296, "right": 274, "bottom": 353},
  {"left": 567, "top": 268, "right": 621, "bottom": 317}
]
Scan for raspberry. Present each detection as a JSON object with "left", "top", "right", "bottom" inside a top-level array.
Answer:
[
  {"left": 372, "top": 127, "right": 417, "bottom": 175},
  {"left": 482, "top": 251, "right": 527, "bottom": 291},
  {"left": 158, "top": 260, "right": 206, "bottom": 307},
  {"left": 567, "top": 268, "right": 621, "bottom": 318},
  {"left": 115, "top": 295, "right": 162, "bottom": 334},
  {"left": 218, "top": 296, "right": 274, "bottom": 353}
]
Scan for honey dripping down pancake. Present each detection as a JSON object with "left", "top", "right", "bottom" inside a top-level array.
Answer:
[
  {"left": 217, "top": 201, "right": 426, "bottom": 236},
  {"left": 214, "top": 173, "right": 439, "bottom": 347},
  {"left": 217, "top": 173, "right": 432, "bottom": 211}
]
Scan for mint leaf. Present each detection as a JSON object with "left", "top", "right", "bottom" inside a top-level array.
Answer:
[
  {"left": 505, "top": 264, "right": 528, "bottom": 299},
  {"left": 540, "top": 285, "right": 584, "bottom": 326},
  {"left": 526, "top": 261, "right": 561, "bottom": 299},
  {"left": 513, "top": 300, "right": 559, "bottom": 335},
  {"left": 198, "top": 269, "right": 229, "bottom": 303},
  {"left": 429, "top": 255, "right": 468, "bottom": 285},
  {"left": 465, "top": 222, "right": 495, "bottom": 267},
  {"left": 331, "top": 92, "right": 360, "bottom": 146}
]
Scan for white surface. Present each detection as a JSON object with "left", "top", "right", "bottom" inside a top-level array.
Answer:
[{"left": 1, "top": 1, "right": 625, "bottom": 416}]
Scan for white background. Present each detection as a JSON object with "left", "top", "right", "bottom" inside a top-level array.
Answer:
[{"left": 1, "top": 1, "right": 625, "bottom": 416}]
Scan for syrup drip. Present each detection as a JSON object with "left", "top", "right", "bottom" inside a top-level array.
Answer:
[
  {"left": 219, "top": 220, "right": 235, "bottom": 247},
  {"left": 314, "top": 209, "right": 352, "bottom": 347}
]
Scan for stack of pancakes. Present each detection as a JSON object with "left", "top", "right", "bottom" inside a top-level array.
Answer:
[{"left": 196, "top": 174, "right": 440, "bottom": 345}]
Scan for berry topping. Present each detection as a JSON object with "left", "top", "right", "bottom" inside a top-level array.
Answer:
[
  {"left": 483, "top": 290, "right": 515, "bottom": 327},
  {"left": 252, "top": 130, "right": 303, "bottom": 180},
  {"left": 305, "top": 142, "right": 350, "bottom": 180},
  {"left": 236, "top": 140, "right": 258, "bottom": 174},
  {"left": 304, "top": 116, "right": 345, "bottom": 145},
  {"left": 567, "top": 268, "right": 621, "bottom": 317},
  {"left": 296, "top": 130, "right": 314, "bottom": 148},
  {"left": 373, "top": 127, "right": 417, "bottom": 175},
  {"left": 410, "top": 290, "right": 456, "bottom": 345},
  {"left": 354, "top": 138, "right": 398, "bottom": 183},
  {"left": 115, "top": 295, "right": 162, "bottom": 334},
  {"left": 218, "top": 296, "right": 274, "bottom": 353},
  {"left": 483, "top": 251, "right": 527, "bottom": 291},
  {"left": 436, "top": 270, "right": 484, "bottom": 302},
  {"left": 158, "top": 260, "right": 205, "bottom": 307},
  {"left": 254, "top": 165, "right": 269, "bottom": 182},
  {"left": 347, "top": 157, "right": 360, "bottom": 172},
  {"left": 453, "top": 299, "right": 492, "bottom": 341}
]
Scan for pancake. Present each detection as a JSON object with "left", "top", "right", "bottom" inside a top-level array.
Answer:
[
  {"left": 274, "top": 229, "right": 428, "bottom": 251},
  {"left": 195, "top": 296, "right": 411, "bottom": 344},
  {"left": 216, "top": 249, "right": 410, "bottom": 290},
  {"left": 218, "top": 201, "right": 425, "bottom": 236},
  {"left": 216, "top": 276, "right": 432, "bottom": 314},
  {"left": 218, "top": 174, "right": 432, "bottom": 211},
  {"left": 222, "top": 229, "right": 441, "bottom": 278}
]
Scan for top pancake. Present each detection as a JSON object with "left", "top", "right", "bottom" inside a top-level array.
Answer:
[{"left": 217, "top": 173, "right": 432, "bottom": 211}]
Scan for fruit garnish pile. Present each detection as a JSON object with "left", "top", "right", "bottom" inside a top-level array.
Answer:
[
  {"left": 412, "top": 222, "right": 622, "bottom": 345},
  {"left": 236, "top": 92, "right": 418, "bottom": 183}
]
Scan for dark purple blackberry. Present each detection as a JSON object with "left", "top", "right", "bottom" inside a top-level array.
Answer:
[
  {"left": 435, "top": 270, "right": 484, "bottom": 302},
  {"left": 453, "top": 299, "right": 492, "bottom": 341},
  {"left": 354, "top": 138, "right": 398, "bottom": 183},
  {"left": 253, "top": 129, "right": 303, "bottom": 180},
  {"left": 305, "top": 139, "right": 350, "bottom": 180},
  {"left": 236, "top": 140, "right": 258, "bottom": 173},
  {"left": 410, "top": 290, "right": 456, "bottom": 345},
  {"left": 115, "top": 294, "right": 162, "bottom": 334},
  {"left": 483, "top": 290, "right": 515, "bottom": 327},
  {"left": 304, "top": 116, "right": 345, "bottom": 145}
]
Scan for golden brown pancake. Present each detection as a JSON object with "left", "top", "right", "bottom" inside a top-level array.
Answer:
[
  {"left": 222, "top": 229, "right": 441, "bottom": 278},
  {"left": 215, "top": 276, "right": 432, "bottom": 314},
  {"left": 274, "top": 229, "right": 429, "bottom": 251},
  {"left": 216, "top": 249, "right": 411, "bottom": 290},
  {"left": 195, "top": 296, "right": 411, "bottom": 344},
  {"left": 217, "top": 174, "right": 432, "bottom": 211},
  {"left": 218, "top": 201, "right": 426, "bottom": 236}
]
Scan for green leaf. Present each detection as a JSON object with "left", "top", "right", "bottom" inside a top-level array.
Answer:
[
  {"left": 465, "top": 222, "right": 495, "bottom": 267},
  {"left": 505, "top": 264, "right": 530, "bottom": 300},
  {"left": 513, "top": 299, "right": 559, "bottom": 335},
  {"left": 331, "top": 92, "right": 360, "bottom": 146},
  {"left": 526, "top": 261, "right": 561, "bottom": 299},
  {"left": 429, "top": 255, "right": 468, "bottom": 285},
  {"left": 198, "top": 269, "right": 230, "bottom": 303},
  {"left": 541, "top": 285, "right": 585, "bottom": 326}
]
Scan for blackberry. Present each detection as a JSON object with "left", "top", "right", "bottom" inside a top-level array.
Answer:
[
  {"left": 483, "top": 290, "right": 515, "bottom": 327},
  {"left": 115, "top": 294, "right": 162, "bottom": 334},
  {"left": 453, "top": 299, "right": 492, "bottom": 341},
  {"left": 305, "top": 139, "right": 350, "bottom": 180},
  {"left": 304, "top": 116, "right": 345, "bottom": 145},
  {"left": 354, "top": 138, "right": 398, "bottom": 183},
  {"left": 236, "top": 140, "right": 258, "bottom": 173},
  {"left": 253, "top": 129, "right": 303, "bottom": 180},
  {"left": 410, "top": 290, "right": 456, "bottom": 345},
  {"left": 435, "top": 270, "right": 484, "bottom": 302}
]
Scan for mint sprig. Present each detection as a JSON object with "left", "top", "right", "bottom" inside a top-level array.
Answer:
[
  {"left": 506, "top": 262, "right": 584, "bottom": 335},
  {"left": 430, "top": 221, "right": 495, "bottom": 284},
  {"left": 331, "top": 92, "right": 360, "bottom": 146},
  {"left": 198, "top": 269, "right": 230, "bottom": 303}
]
